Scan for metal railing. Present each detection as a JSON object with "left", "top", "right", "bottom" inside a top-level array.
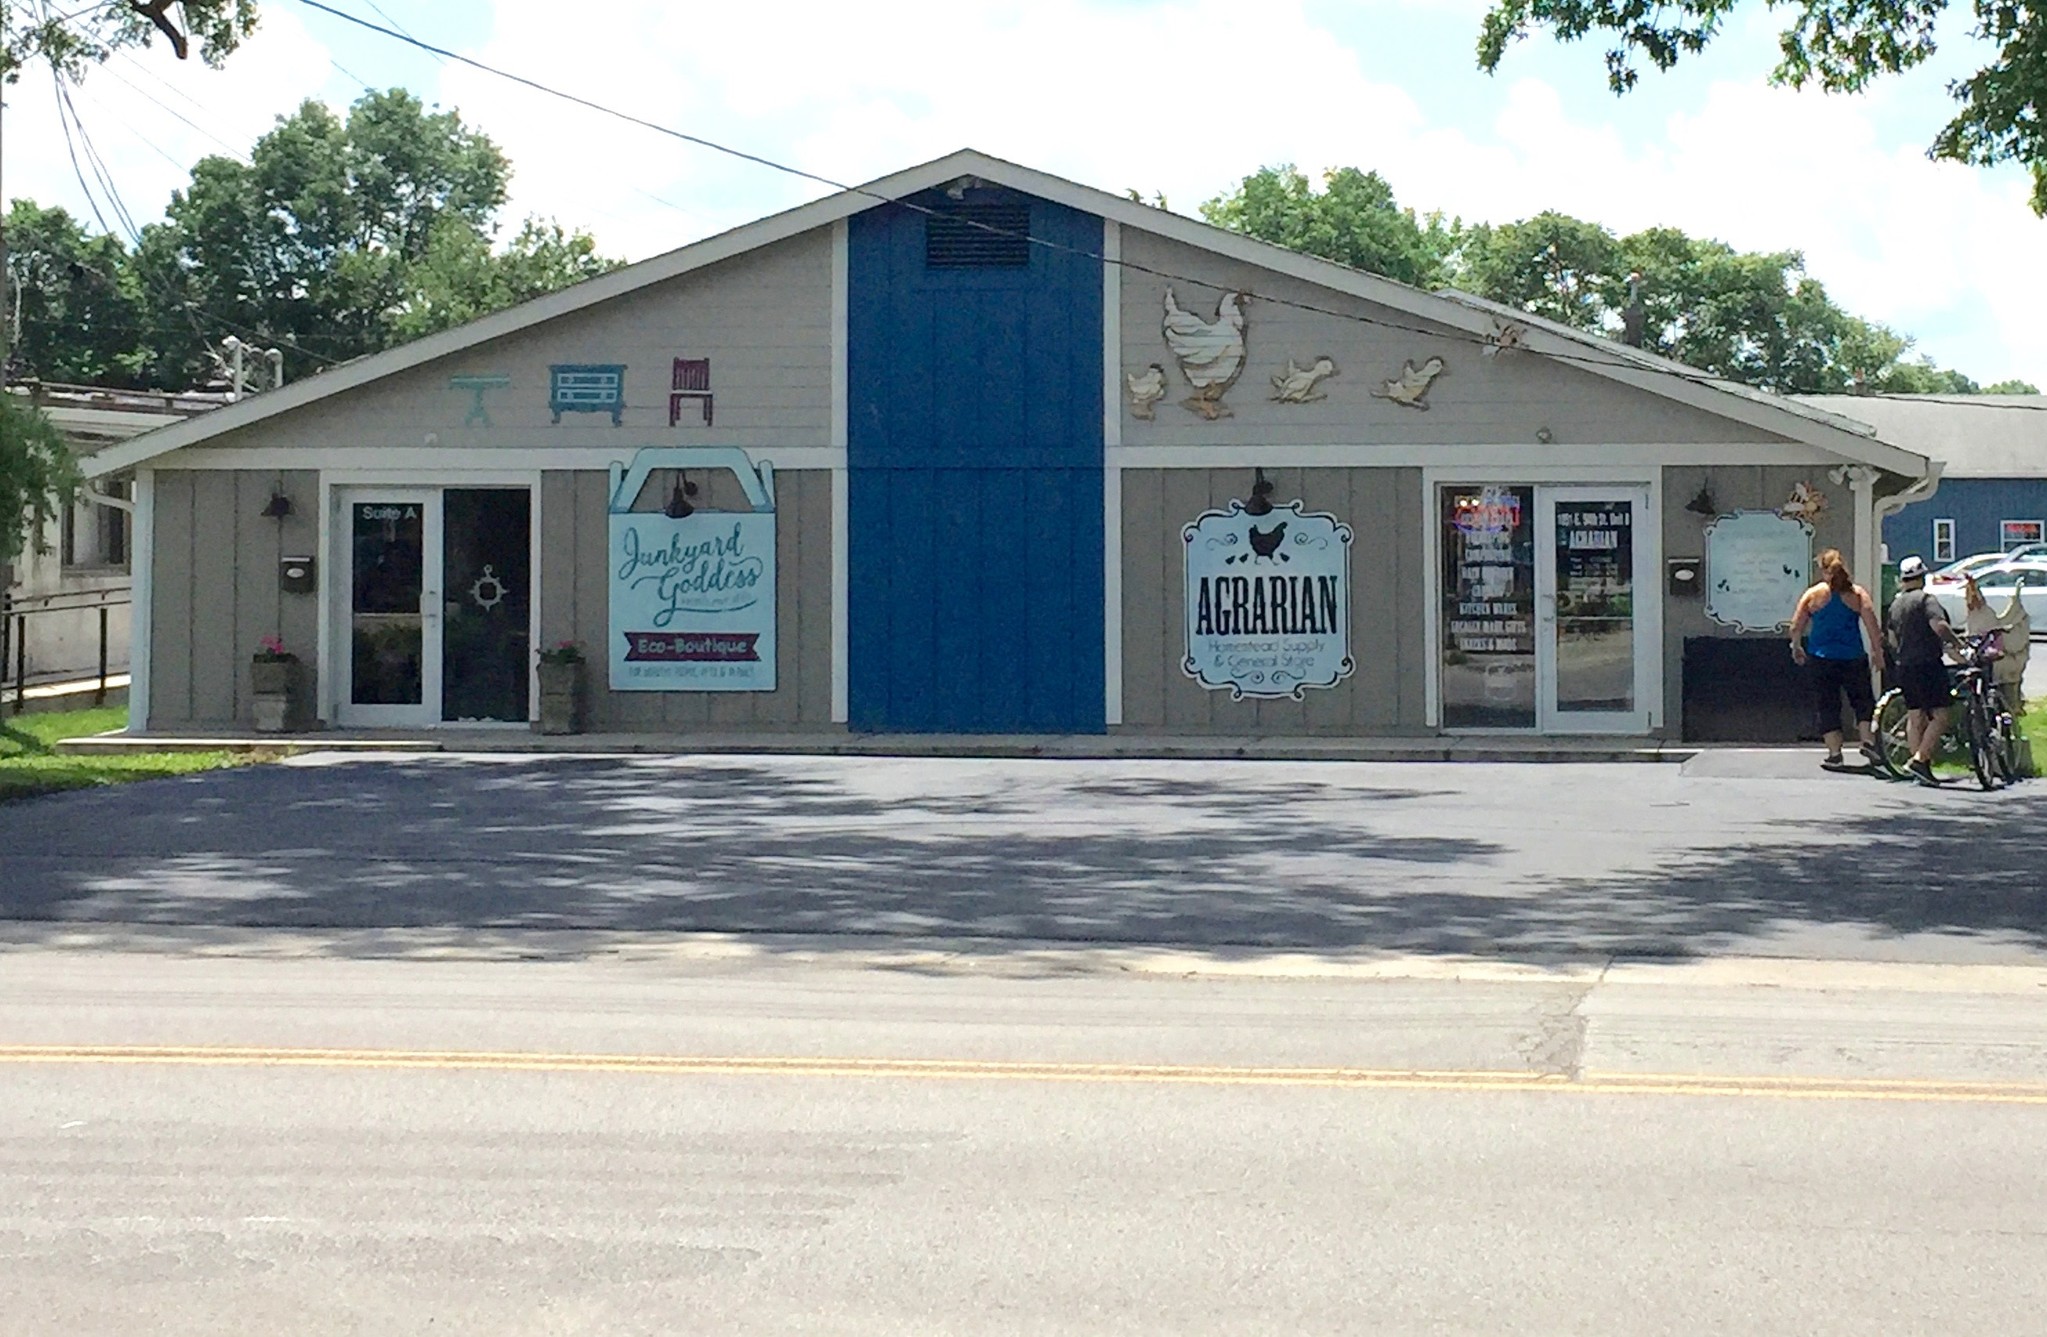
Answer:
[{"left": 1, "top": 586, "right": 132, "bottom": 713}]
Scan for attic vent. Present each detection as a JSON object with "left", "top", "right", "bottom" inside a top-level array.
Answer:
[{"left": 925, "top": 199, "right": 1032, "bottom": 268}]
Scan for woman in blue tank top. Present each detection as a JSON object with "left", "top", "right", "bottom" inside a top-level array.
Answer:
[{"left": 1789, "top": 549, "right": 1887, "bottom": 769}]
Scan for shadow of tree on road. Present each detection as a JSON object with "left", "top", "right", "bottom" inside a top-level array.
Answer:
[{"left": 0, "top": 756, "right": 2042, "bottom": 965}]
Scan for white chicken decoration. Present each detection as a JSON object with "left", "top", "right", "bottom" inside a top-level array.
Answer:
[
  {"left": 1270, "top": 356, "right": 1337, "bottom": 404},
  {"left": 1126, "top": 364, "right": 1167, "bottom": 420},
  {"left": 1779, "top": 481, "right": 1828, "bottom": 524},
  {"left": 1371, "top": 356, "right": 1446, "bottom": 411},
  {"left": 1162, "top": 287, "right": 1248, "bottom": 419}
]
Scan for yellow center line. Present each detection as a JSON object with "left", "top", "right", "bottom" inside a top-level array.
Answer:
[{"left": 4, "top": 1045, "right": 2046, "bottom": 1104}]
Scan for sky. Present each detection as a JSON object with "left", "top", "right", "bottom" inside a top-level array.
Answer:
[{"left": 3, "top": 0, "right": 2042, "bottom": 387}]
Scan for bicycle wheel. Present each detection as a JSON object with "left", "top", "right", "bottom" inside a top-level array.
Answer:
[
  {"left": 1988, "top": 684, "right": 2022, "bottom": 784},
  {"left": 1873, "top": 688, "right": 1914, "bottom": 778},
  {"left": 1965, "top": 688, "right": 2000, "bottom": 791}
]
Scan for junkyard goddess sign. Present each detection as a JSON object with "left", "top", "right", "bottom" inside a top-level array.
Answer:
[
  {"left": 1183, "top": 500, "right": 1353, "bottom": 699},
  {"left": 609, "top": 511, "right": 777, "bottom": 691}
]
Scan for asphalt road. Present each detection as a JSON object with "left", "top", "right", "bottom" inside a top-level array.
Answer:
[
  {"left": 1, "top": 752, "right": 2042, "bottom": 965},
  {"left": 6, "top": 949, "right": 2047, "bottom": 1335}
]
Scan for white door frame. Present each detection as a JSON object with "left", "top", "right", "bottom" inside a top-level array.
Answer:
[
  {"left": 1423, "top": 468, "right": 1664, "bottom": 734},
  {"left": 332, "top": 487, "right": 443, "bottom": 728},
  {"left": 1535, "top": 485, "right": 1654, "bottom": 735}
]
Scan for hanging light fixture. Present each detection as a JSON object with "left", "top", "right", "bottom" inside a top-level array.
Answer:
[{"left": 663, "top": 472, "right": 698, "bottom": 519}]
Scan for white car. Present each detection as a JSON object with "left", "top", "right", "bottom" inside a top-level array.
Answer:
[{"left": 1929, "top": 558, "right": 2047, "bottom": 640}]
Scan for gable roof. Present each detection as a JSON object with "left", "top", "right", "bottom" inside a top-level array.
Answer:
[
  {"left": 87, "top": 148, "right": 1930, "bottom": 479},
  {"left": 1794, "top": 394, "right": 2047, "bottom": 479}
]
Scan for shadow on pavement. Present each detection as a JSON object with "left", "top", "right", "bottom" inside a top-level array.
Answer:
[{"left": 0, "top": 756, "right": 2042, "bottom": 965}]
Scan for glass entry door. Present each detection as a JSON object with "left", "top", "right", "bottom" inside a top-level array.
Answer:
[
  {"left": 336, "top": 487, "right": 534, "bottom": 727},
  {"left": 1536, "top": 487, "right": 1650, "bottom": 733},
  {"left": 341, "top": 490, "right": 442, "bottom": 727},
  {"left": 1440, "top": 483, "right": 1652, "bottom": 733}
]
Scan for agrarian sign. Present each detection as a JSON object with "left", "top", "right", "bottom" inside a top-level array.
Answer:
[{"left": 1183, "top": 499, "right": 1353, "bottom": 699}]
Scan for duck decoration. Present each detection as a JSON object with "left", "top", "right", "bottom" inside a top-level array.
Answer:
[
  {"left": 1371, "top": 356, "right": 1445, "bottom": 411},
  {"left": 1126, "top": 363, "right": 1167, "bottom": 420},
  {"left": 1162, "top": 287, "right": 1248, "bottom": 419},
  {"left": 1270, "top": 357, "right": 1337, "bottom": 404}
]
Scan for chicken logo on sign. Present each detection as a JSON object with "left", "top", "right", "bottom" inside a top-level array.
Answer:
[{"left": 1183, "top": 484, "right": 1353, "bottom": 701}]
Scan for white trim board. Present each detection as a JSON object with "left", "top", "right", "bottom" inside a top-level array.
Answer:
[
  {"left": 1107, "top": 443, "right": 1856, "bottom": 470},
  {"left": 158, "top": 446, "right": 845, "bottom": 473},
  {"left": 127, "top": 469, "right": 154, "bottom": 732},
  {"left": 86, "top": 148, "right": 1927, "bottom": 482}
]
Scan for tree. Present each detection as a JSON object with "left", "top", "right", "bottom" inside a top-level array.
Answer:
[
  {"left": 1199, "top": 166, "right": 1461, "bottom": 289},
  {"left": 118, "top": 88, "right": 620, "bottom": 386},
  {"left": 0, "top": 394, "right": 79, "bottom": 566},
  {"left": 2, "top": 201, "right": 146, "bottom": 386},
  {"left": 1201, "top": 165, "right": 2012, "bottom": 393},
  {"left": 1475, "top": 0, "right": 2047, "bottom": 214},
  {"left": 2, "top": 1, "right": 259, "bottom": 84}
]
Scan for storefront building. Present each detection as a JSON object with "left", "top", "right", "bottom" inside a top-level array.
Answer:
[{"left": 89, "top": 151, "right": 1931, "bottom": 744}]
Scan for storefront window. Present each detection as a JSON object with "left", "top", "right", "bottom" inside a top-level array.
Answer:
[
  {"left": 1552, "top": 500, "right": 1636, "bottom": 714},
  {"left": 1441, "top": 485, "right": 1535, "bottom": 728}
]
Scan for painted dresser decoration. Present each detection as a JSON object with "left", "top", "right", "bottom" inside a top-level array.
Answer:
[
  {"left": 1269, "top": 356, "right": 1337, "bottom": 403},
  {"left": 449, "top": 373, "right": 510, "bottom": 427},
  {"left": 549, "top": 364, "right": 626, "bottom": 425},
  {"left": 668, "top": 357, "right": 714, "bottom": 426},
  {"left": 607, "top": 447, "right": 777, "bottom": 692},
  {"left": 1778, "top": 480, "right": 1827, "bottom": 523},
  {"left": 1183, "top": 471, "right": 1354, "bottom": 700},
  {"left": 1704, "top": 509, "right": 1814, "bottom": 633},
  {"left": 1162, "top": 288, "right": 1248, "bottom": 419},
  {"left": 1125, "top": 363, "right": 1167, "bottom": 419},
  {"left": 1371, "top": 356, "right": 1445, "bottom": 410}
]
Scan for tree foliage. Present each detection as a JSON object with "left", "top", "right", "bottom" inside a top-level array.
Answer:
[
  {"left": 1475, "top": 0, "right": 2047, "bottom": 214},
  {"left": 0, "top": 394, "right": 80, "bottom": 566},
  {"left": 1202, "top": 164, "right": 2038, "bottom": 394},
  {"left": 5, "top": 89, "right": 622, "bottom": 390},
  {"left": 2, "top": 1, "right": 260, "bottom": 84}
]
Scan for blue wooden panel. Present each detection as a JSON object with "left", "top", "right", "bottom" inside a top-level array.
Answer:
[
  {"left": 1885, "top": 480, "right": 2047, "bottom": 564},
  {"left": 847, "top": 190, "right": 1105, "bottom": 733}
]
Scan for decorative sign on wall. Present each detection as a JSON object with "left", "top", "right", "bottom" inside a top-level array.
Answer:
[
  {"left": 607, "top": 448, "right": 777, "bottom": 692},
  {"left": 1704, "top": 509, "right": 1813, "bottom": 633},
  {"left": 1162, "top": 287, "right": 1248, "bottom": 420},
  {"left": 550, "top": 364, "right": 626, "bottom": 425},
  {"left": 1183, "top": 495, "right": 1353, "bottom": 700},
  {"left": 1126, "top": 363, "right": 1167, "bottom": 419},
  {"left": 449, "top": 373, "right": 510, "bottom": 427},
  {"left": 1778, "top": 480, "right": 1827, "bottom": 523}
]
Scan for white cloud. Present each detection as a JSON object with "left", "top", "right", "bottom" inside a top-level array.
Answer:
[{"left": 3, "top": 0, "right": 2040, "bottom": 385}]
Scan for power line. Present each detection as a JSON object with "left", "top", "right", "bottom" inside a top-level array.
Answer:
[{"left": 288, "top": 0, "right": 2047, "bottom": 413}]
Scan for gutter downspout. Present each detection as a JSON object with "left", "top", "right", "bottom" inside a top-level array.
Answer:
[{"left": 1873, "top": 463, "right": 1945, "bottom": 562}]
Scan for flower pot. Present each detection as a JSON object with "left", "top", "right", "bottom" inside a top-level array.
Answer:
[
  {"left": 535, "top": 660, "right": 583, "bottom": 735},
  {"left": 251, "top": 656, "right": 300, "bottom": 733}
]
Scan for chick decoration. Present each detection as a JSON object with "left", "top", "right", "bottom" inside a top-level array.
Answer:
[
  {"left": 1270, "top": 356, "right": 1337, "bottom": 404},
  {"left": 1126, "top": 364, "right": 1167, "bottom": 420},
  {"left": 1162, "top": 287, "right": 1248, "bottom": 419},
  {"left": 1371, "top": 356, "right": 1445, "bottom": 411}
]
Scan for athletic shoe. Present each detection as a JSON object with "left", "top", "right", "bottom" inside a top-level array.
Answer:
[
  {"left": 1859, "top": 742, "right": 1884, "bottom": 768},
  {"left": 1906, "top": 758, "right": 1942, "bottom": 788},
  {"left": 1823, "top": 754, "right": 1846, "bottom": 770}
]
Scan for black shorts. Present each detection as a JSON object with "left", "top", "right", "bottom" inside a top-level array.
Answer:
[
  {"left": 1896, "top": 661, "right": 1954, "bottom": 713},
  {"left": 1810, "top": 655, "right": 1876, "bottom": 731}
]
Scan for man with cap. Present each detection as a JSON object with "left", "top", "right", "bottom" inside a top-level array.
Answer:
[{"left": 1886, "top": 555, "right": 1967, "bottom": 787}]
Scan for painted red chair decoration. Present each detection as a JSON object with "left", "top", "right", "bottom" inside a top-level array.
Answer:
[{"left": 668, "top": 358, "right": 713, "bottom": 427}]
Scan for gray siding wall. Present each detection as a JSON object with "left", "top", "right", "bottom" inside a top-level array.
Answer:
[
  {"left": 1119, "top": 467, "right": 1428, "bottom": 736},
  {"left": 192, "top": 231, "right": 832, "bottom": 454},
  {"left": 1661, "top": 464, "right": 1859, "bottom": 734},
  {"left": 1118, "top": 231, "right": 1788, "bottom": 450},
  {"left": 149, "top": 469, "right": 320, "bottom": 729},
  {"left": 539, "top": 468, "right": 838, "bottom": 732}
]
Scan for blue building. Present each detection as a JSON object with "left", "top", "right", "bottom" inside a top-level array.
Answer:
[{"left": 1800, "top": 394, "right": 2047, "bottom": 567}]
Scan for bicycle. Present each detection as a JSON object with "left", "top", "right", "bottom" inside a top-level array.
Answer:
[{"left": 1872, "top": 633, "right": 2020, "bottom": 790}]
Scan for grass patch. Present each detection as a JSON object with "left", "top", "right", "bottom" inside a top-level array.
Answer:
[
  {"left": 0, "top": 707, "right": 250, "bottom": 802},
  {"left": 2021, "top": 703, "right": 2046, "bottom": 777}
]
